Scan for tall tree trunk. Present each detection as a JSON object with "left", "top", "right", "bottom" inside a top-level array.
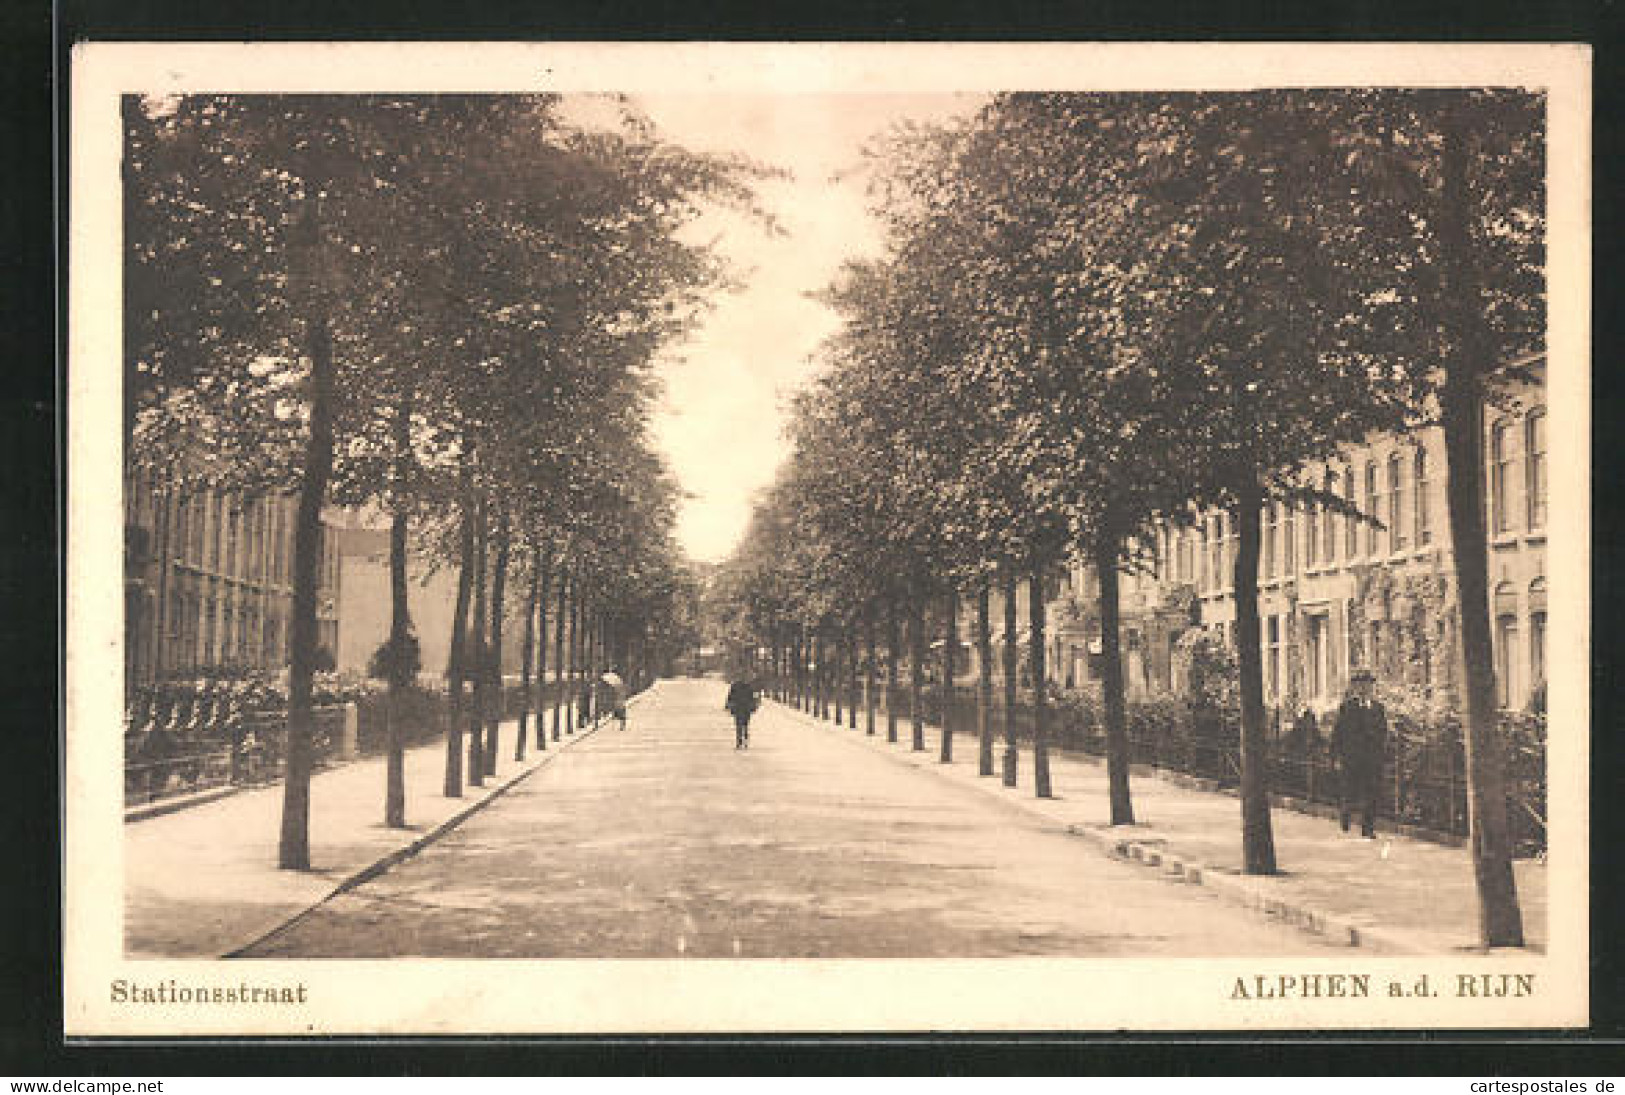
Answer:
[
  {"left": 885, "top": 602, "right": 900, "bottom": 744},
  {"left": 569, "top": 580, "right": 584, "bottom": 731},
  {"left": 443, "top": 470, "right": 474, "bottom": 798},
  {"left": 977, "top": 585, "right": 994, "bottom": 777},
  {"left": 773, "top": 629, "right": 784, "bottom": 702},
  {"left": 1443, "top": 380, "right": 1523, "bottom": 943},
  {"left": 910, "top": 596, "right": 927, "bottom": 752},
  {"left": 532, "top": 547, "right": 550, "bottom": 753},
  {"left": 793, "top": 630, "right": 806, "bottom": 708},
  {"left": 516, "top": 541, "right": 539, "bottom": 762},
  {"left": 940, "top": 588, "right": 957, "bottom": 763},
  {"left": 593, "top": 615, "right": 602, "bottom": 716},
  {"left": 485, "top": 499, "right": 511, "bottom": 776},
  {"left": 384, "top": 505, "right": 410, "bottom": 828},
  {"left": 828, "top": 632, "right": 839, "bottom": 722},
  {"left": 1029, "top": 565, "right": 1053, "bottom": 798},
  {"left": 1095, "top": 535, "right": 1135, "bottom": 826},
  {"left": 808, "top": 631, "right": 818, "bottom": 717},
  {"left": 551, "top": 569, "right": 567, "bottom": 741},
  {"left": 278, "top": 310, "right": 336, "bottom": 870},
  {"left": 1437, "top": 106, "right": 1525, "bottom": 948},
  {"left": 383, "top": 390, "right": 413, "bottom": 828},
  {"left": 832, "top": 628, "right": 844, "bottom": 726},
  {"left": 808, "top": 628, "right": 816, "bottom": 714},
  {"left": 827, "top": 632, "right": 836, "bottom": 721},
  {"left": 1234, "top": 481, "right": 1277, "bottom": 874},
  {"left": 813, "top": 632, "right": 825, "bottom": 719},
  {"left": 789, "top": 629, "right": 799, "bottom": 709},
  {"left": 466, "top": 493, "right": 488, "bottom": 787},
  {"left": 1002, "top": 572, "right": 1019, "bottom": 787},
  {"left": 864, "top": 608, "right": 877, "bottom": 736},
  {"left": 845, "top": 633, "right": 857, "bottom": 728}
]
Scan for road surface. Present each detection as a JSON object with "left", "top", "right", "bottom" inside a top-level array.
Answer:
[{"left": 242, "top": 678, "right": 1338, "bottom": 958}]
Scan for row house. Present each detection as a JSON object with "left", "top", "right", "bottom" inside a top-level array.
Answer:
[
  {"left": 964, "top": 363, "right": 1547, "bottom": 716},
  {"left": 124, "top": 469, "right": 342, "bottom": 685},
  {"left": 1110, "top": 365, "right": 1546, "bottom": 715},
  {"left": 328, "top": 508, "right": 551, "bottom": 686}
]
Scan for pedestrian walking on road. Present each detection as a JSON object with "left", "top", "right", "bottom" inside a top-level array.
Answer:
[
  {"left": 601, "top": 670, "right": 628, "bottom": 731},
  {"left": 725, "top": 678, "right": 759, "bottom": 749},
  {"left": 1332, "top": 667, "right": 1388, "bottom": 838}
]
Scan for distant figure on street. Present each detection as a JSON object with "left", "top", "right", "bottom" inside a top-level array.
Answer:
[
  {"left": 600, "top": 670, "right": 628, "bottom": 731},
  {"left": 725, "top": 678, "right": 759, "bottom": 749},
  {"left": 1332, "top": 667, "right": 1388, "bottom": 838}
]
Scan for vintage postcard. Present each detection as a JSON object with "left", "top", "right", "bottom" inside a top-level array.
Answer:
[{"left": 67, "top": 41, "right": 1590, "bottom": 1035}]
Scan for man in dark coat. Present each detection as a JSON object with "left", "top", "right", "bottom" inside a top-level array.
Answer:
[
  {"left": 725, "top": 678, "right": 759, "bottom": 749},
  {"left": 1332, "top": 667, "right": 1388, "bottom": 838}
]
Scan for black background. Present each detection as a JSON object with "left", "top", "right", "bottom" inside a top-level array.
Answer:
[{"left": 10, "top": 0, "right": 1624, "bottom": 1075}]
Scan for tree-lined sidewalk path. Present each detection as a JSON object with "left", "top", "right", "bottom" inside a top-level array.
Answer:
[
  {"left": 125, "top": 706, "right": 626, "bottom": 959},
  {"left": 241, "top": 679, "right": 1340, "bottom": 959},
  {"left": 779, "top": 696, "right": 1549, "bottom": 954}
]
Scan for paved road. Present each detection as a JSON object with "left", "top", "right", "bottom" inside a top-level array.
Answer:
[{"left": 243, "top": 679, "right": 1338, "bottom": 958}]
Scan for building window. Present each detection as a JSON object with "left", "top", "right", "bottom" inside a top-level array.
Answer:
[
  {"left": 226, "top": 506, "right": 240, "bottom": 576},
  {"left": 1343, "top": 468, "right": 1358, "bottom": 557},
  {"left": 1494, "top": 581, "right": 1519, "bottom": 708},
  {"left": 1364, "top": 462, "right": 1379, "bottom": 557},
  {"left": 1306, "top": 614, "right": 1328, "bottom": 701},
  {"left": 1530, "top": 577, "right": 1547, "bottom": 696},
  {"left": 1496, "top": 614, "right": 1519, "bottom": 709},
  {"left": 1266, "top": 615, "right": 1281, "bottom": 701},
  {"left": 1389, "top": 452, "right": 1408, "bottom": 552},
  {"left": 1208, "top": 515, "right": 1222, "bottom": 590},
  {"left": 1282, "top": 506, "right": 1296, "bottom": 575},
  {"left": 202, "top": 595, "right": 217, "bottom": 666},
  {"left": 175, "top": 499, "right": 188, "bottom": 565},
  {"left": 183, "top": 498, "right": 200, "bottom": 565},
  {"left": 1526, "top": 409, "right": 1547, "bottom": 530},
  {"left": 1264, "top": 504, "right": 1277, "bottom": 578},
  {"left": 1491, "top": 420, "right": 1514, "bottom": 534},
  {"left": 1323, "top": 472, "right": 1337, "bottom": 563},
  {"left": 1305, "top": 498, "right": 1319, "bottom": 568},
  {"left": 204, "top": 494, "right": 219, "bottom": 571},
  {"left": 1415, "top": 447, "right": 1432, "bottom": 545}
]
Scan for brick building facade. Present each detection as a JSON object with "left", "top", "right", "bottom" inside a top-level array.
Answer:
[
  {"left": 123, "top": 470, "right": 342, "bottom": 684},
  {"left": 970, "top": 364, "right": 1546, "bottom": 717}
]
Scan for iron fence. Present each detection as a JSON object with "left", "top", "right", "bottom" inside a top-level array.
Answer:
[
  {"left": 797, "top": 677, "right": 1545, "bottom": 857},
  {"left": 125, "top": 678, "right": 603, "bottom": 810},
  {"left": 123, "top": 704, "right": 348, "bottom": 807}
]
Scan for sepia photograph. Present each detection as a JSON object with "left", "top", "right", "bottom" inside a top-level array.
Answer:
[{"left": 66, "top": 41, "right": 1590, "bottom": 1034}]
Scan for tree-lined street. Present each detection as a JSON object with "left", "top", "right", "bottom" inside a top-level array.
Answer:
[
  {"left": 240, "top": 680, "right": 1345, "bottom": 958},
  {"left": 120, "top": 88, "right": 1549, "bottom": 960}
]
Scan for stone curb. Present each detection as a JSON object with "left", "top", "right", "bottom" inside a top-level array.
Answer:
[
  {"left": 1059, "top": 822, "right": 1429, "bottom": 954},
  {"left": 125, "top": 783, "right": 245, "bottom": 823},
  {"left": 221, "top": 690, "right": 649, "bottom": 959},
  {"left": 771, "top": 698, "right": 1433, "bottom": 955}
]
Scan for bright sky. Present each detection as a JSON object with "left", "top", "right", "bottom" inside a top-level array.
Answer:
[{"left": 611, "top": 93, "right": 985, "bottom": 564}]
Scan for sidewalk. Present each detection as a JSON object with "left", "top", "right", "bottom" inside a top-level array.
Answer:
[
  {"left": 125, "top": 700, "right": 631, "bottom": 959},
  {"left": 775, "top": 697, "right": 1547, "bottom": 954}
]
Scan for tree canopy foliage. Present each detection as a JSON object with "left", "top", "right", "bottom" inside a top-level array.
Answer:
[{"left": 714, "top": 89, "right": 1543, "bottom": 942}]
